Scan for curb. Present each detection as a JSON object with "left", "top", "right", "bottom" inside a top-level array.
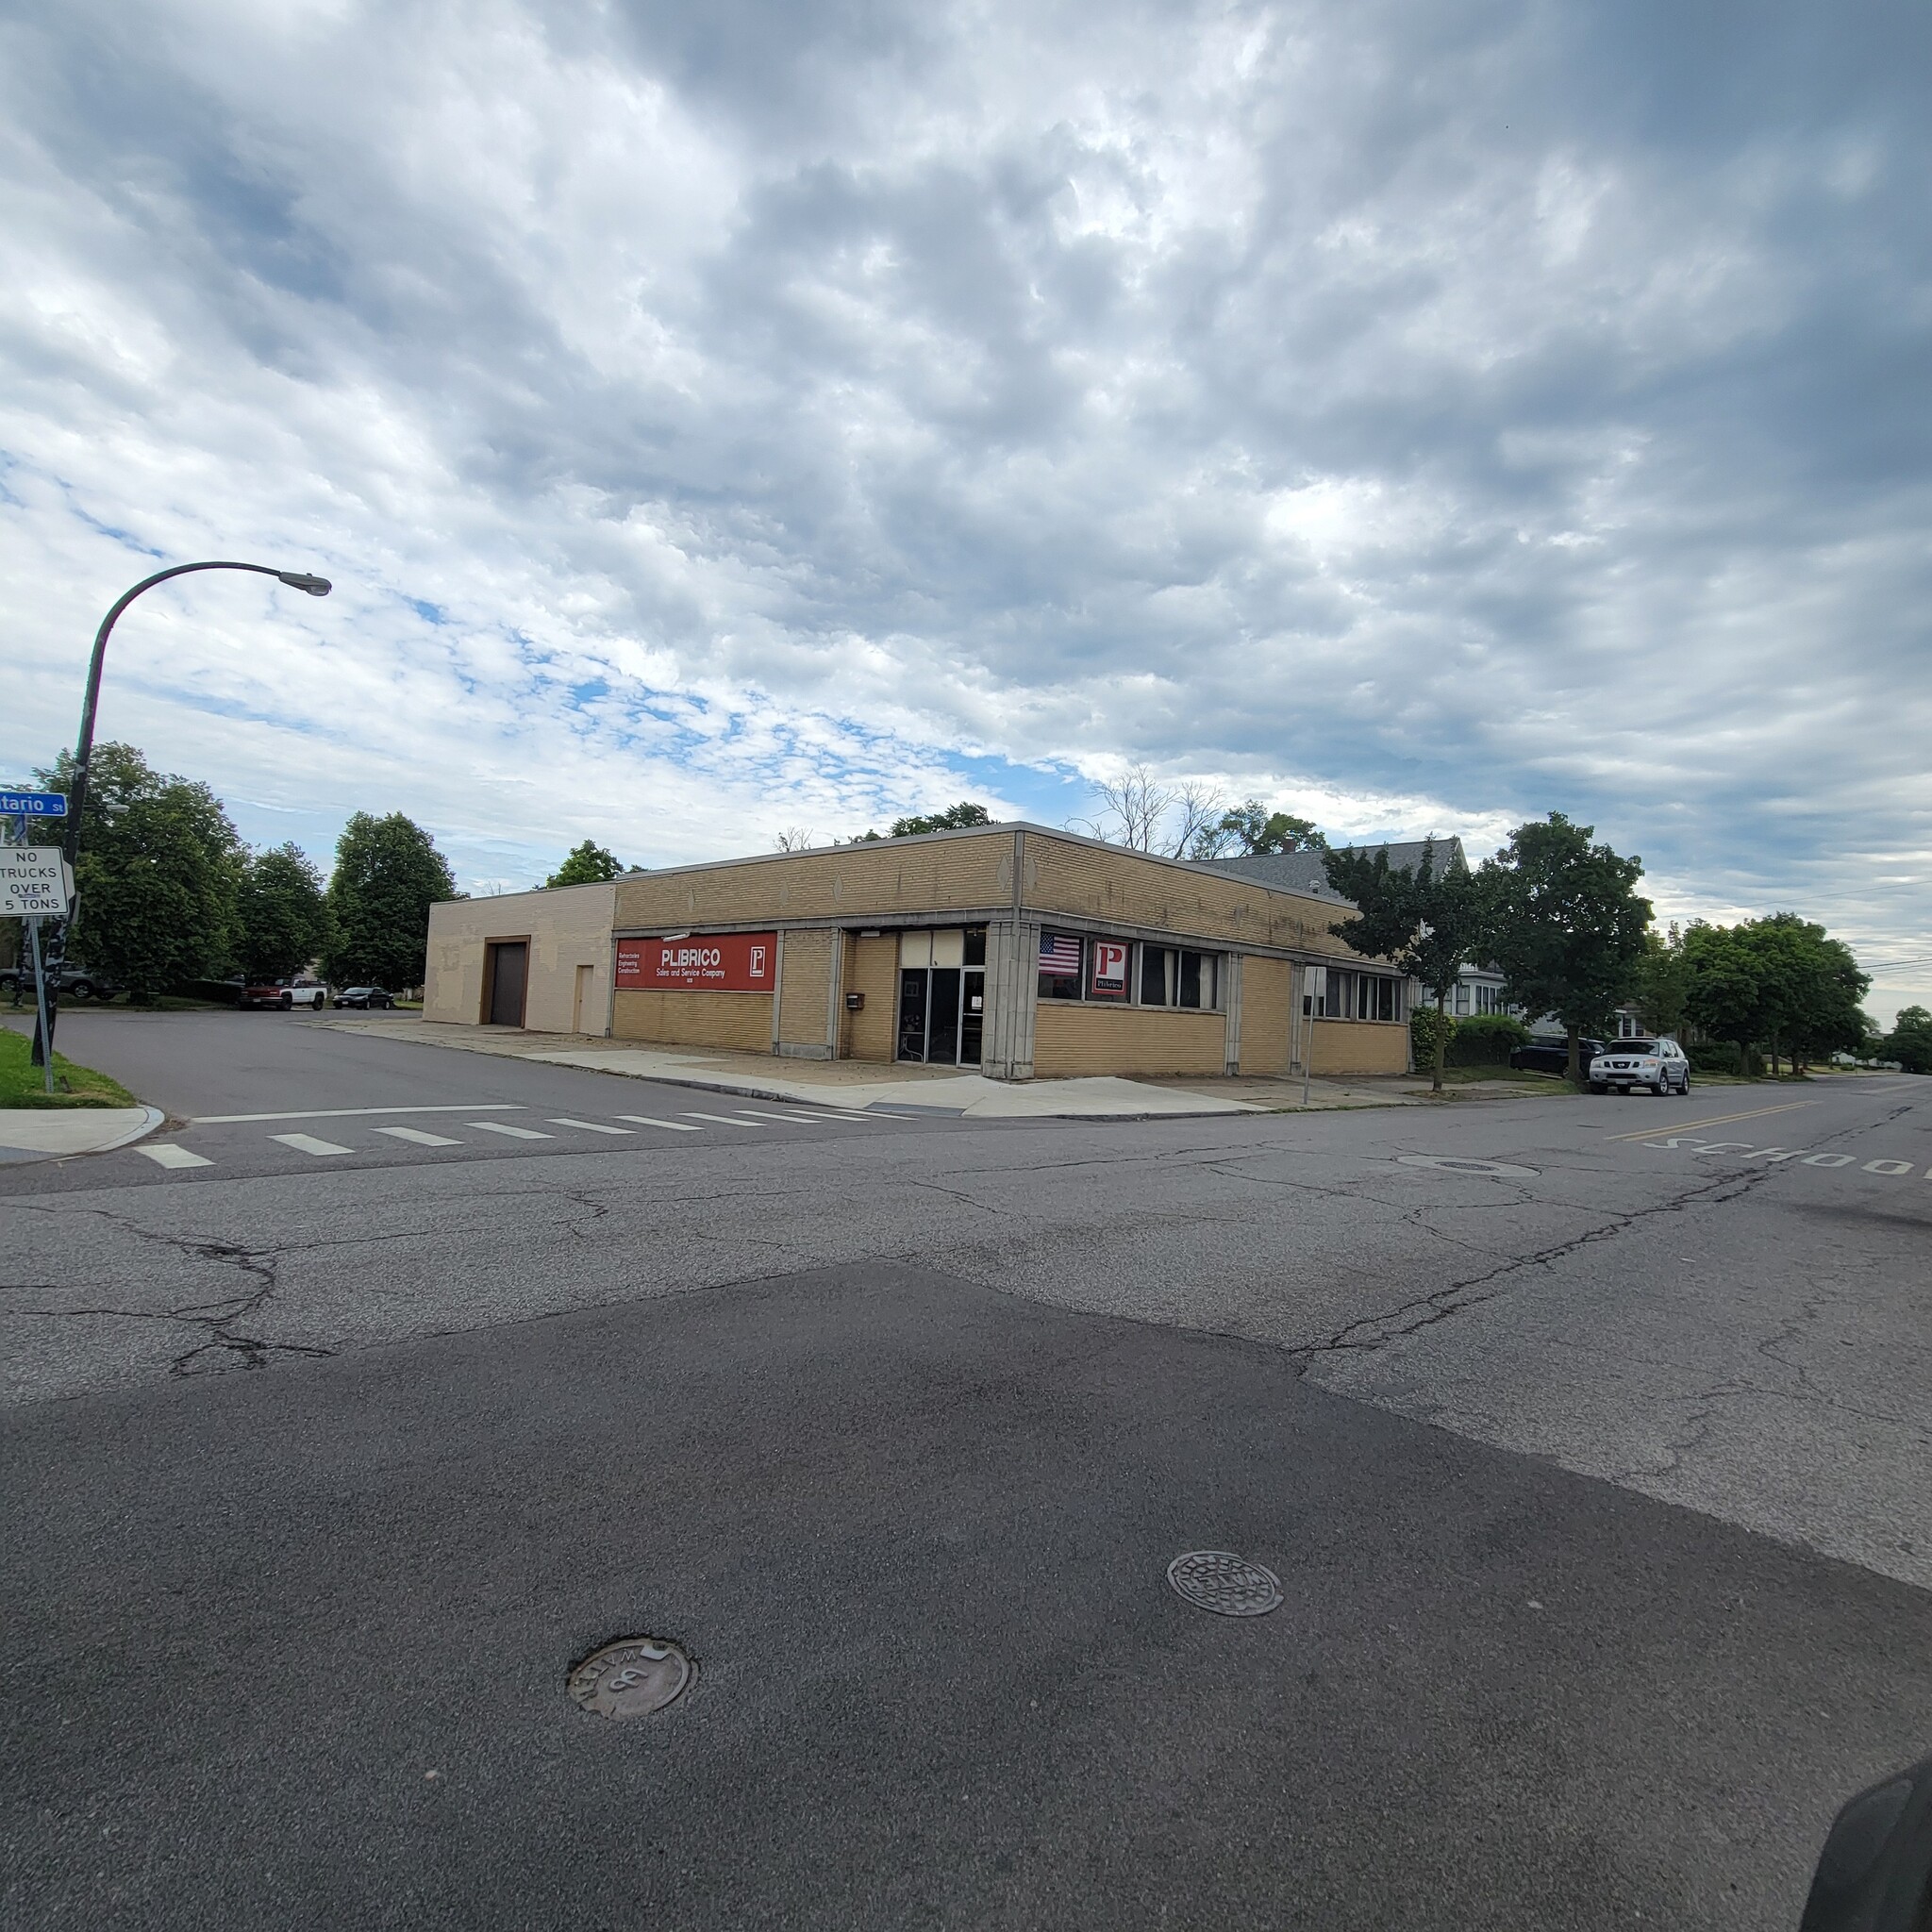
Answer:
[{"left": 0, "top": 1104, "right": 164, "bottom": 1165}]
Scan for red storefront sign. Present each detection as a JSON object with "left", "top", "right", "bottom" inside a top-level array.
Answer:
[
  {"left": 617, "top": 932, "right": 777, "bottom": 992},
  {"left": 1090, "top": 939, "right": 1131, "bottom": 1000}
]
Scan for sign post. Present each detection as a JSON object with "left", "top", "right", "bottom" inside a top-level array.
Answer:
[
  {"left": 2, "top": 807, "right": 72, "bottom": 1096},
  {"left": 25, "top": 918, "right": 55, "bottom": 1093}
]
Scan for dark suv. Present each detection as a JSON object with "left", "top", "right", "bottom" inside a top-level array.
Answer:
[
  {"left": 1508, "top": 1036, "right": 1607, "bottom": 1075},
  {"left": 2, "top": 964, "right": 120, "bottom": 1004}
]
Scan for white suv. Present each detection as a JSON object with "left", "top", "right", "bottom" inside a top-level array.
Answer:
[{"left": 1589, "top": 1037, "right": 1690, "bottom": 1096}]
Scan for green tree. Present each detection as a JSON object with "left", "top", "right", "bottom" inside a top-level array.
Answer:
[
  {"left": 1213, "top": 799, "right": 1327, "bottom": 856},
  {"left": 891, "top": 802, "right": 991, "bottom": 838},
  {"left": 1480, "top": 812, "right": 1650, "bottom": 1084},
  {"left": 1325, "top": 836, "right": 1488, "bottom": 1093},
  {"left": 1634, "top": 924, "right": 1691, "bottom": 1039},
  {"left": 34, "top": 742, "right": 244, "bottom": 1001},
  {"left": 1749, "top": 915, "right": 1868, "bottom": 1072},
  {"left": 545, "top": 840, "right": 626, "bottom": 888},
  {"left": 1884, "top": 1006, "right": 1932, "bottom": 1074},
  {"left": 235, "top": 843, "right": 332, "bottom": 981},
  {"left": 848, "top": 802, "right": 992, "bottom": 842},
  {"left": 323, "top": 811, "right": 458, "bottom": 991},
  {"left": 1682, "top": 915, "right": 1871, "bottom": 1075},
  {"left": 1682, "top": 922, "right": 1761, "bottom": 1072}
]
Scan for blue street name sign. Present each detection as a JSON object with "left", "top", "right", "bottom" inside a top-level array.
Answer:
[{"left": 0, "top": 791, "right": 69, "bottom": 817}]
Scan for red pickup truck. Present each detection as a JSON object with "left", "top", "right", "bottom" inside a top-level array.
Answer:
[{"left": 239, "top": 977, "right": 328, "bottom": 1011}]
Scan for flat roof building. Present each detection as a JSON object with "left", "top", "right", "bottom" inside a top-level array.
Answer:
[{"left": 424, "top": 823, "right": 1413, "bottom": 1081}]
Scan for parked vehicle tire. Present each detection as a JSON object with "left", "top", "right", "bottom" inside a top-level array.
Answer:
[
  {"left": 280, "top": 992, "right": 292, "bottom": 1009},
  {"left": 69, "top": 978, "right": 96, "bottom": 1001}
]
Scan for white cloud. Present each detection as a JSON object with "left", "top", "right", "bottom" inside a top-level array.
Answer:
[{"left": 0, "top": 0, "right": 1926, "bottom": 1011}]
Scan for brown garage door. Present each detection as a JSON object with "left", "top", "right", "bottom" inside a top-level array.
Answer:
[{"left": 486, "top": 941, "right": 528, "bottom": 1027}]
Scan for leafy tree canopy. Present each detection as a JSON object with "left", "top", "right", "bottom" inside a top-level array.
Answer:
[
  {"left": 1480, "top": 811, "right": 1650, "bottom": 1081},
  {"left": 546, "top": 840, "right": 626, "bottom": 888},
  {"left": 1683, "top": 913, "right": 1871, "bottom": 1072},
  {"left": 1633, "top": 924, "right": 1691, "bottom": 1039},
  {"left": 35, "top": 742, "right": 244, "bottom": 999},
  {"left": 1885, "top": 1005, "right": 1932, "bottom": 1074},
  {"left": 1324, "top": 837, "right": 1486, "bottom": 1091},
  {"left": 236, "top": 843, "right": 332, "bottom": 981},
  {"left": 1215, "top": 800, "right": 1327, "bottom": 855},
  {"left": 323, "top": 810, "right": 457, "bottom": 991},
  {"left": 849, "top": 802, "right": 992, "bottom": 841}
]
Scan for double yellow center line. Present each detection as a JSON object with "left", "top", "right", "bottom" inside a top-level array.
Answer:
[{"left": 1603, "top": 1100, "right": 1815, "bottom": 1143}]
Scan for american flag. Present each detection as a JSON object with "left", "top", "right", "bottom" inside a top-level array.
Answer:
[{"left": 1039, "top": 933, "right": 1083, "bottom": 974}]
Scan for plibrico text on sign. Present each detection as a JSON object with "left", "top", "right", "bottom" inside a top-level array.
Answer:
[{"left": 615, "top": 931, "right": 778, "bottom": 992}]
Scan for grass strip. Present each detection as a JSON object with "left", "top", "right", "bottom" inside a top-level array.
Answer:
[{"left": 0, "top": 1026, "right": 141, "bottom": 1109}]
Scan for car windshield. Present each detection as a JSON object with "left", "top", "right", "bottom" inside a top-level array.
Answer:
[{"left": 1607, "top": 1041, "right": 1657, "bottom": 1055}]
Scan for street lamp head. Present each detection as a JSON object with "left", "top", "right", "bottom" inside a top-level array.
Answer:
[{"left": 277, "top": 572, "right": 332, "bottom": 596}]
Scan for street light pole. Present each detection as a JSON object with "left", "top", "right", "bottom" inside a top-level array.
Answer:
[{"left": 32, "top": 560, "right": 332, "bottom": 1066}]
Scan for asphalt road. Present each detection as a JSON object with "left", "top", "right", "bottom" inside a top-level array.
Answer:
[{"left": 4, "top": 1012, "right": 1929, "bottom": 1928}]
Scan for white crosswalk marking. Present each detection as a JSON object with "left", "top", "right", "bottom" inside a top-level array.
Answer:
[
  {"left": 468, "top": 1121, "right": 553, "bottom": 1140},
  {"left": 544, "top": 1118, "right": 634, "bottom": 1135},
  {"left": 272, "top": 1132, "right": 353, "bottom": 1157},
  {"left": 136, "top": 1143, "right": 212, "bottom": 1170},
  {"left": 374, "top": 1125, "right": 461, "bottom": 1147},
  {"left": 770, "top": 1109, "right": 873, "bottom": 1124},
  {"left": 680, "top": 1111, "right": 764, "bottom": 1128},
  {"left": 733, "top": 1109, "right": 828, "bottom": 1124},
  {"left": 614, "top": 1115, "right": 703, "bottom": 1131}
]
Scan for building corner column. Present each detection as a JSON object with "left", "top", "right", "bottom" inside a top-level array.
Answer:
[{"left": 983, "top": 918, "right": 1038, "bottom": 1081}]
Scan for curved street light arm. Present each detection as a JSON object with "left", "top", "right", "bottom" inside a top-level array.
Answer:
[
  {"left": 32, "top": 558, "right": 331, "bottom": 1065},
  {"left": 61, "top": 560, "right": 332, "bottom": 863}
]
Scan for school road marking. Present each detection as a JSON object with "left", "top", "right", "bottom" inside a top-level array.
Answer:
[{"left": 1604, "top": 1101, "right": 1814, "bottom": 1142}]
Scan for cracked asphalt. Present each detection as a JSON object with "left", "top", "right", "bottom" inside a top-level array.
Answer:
[{"left": 3, "top": 1015, "right": 1929, "bottom": 1927}]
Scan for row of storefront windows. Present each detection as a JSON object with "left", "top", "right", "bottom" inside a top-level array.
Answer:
[
  {"left": 1303, "top": 966, "right": 1407, "bottom": 1022},
  {"left": 894, "top": 928, "right": 1407, "bottom": 1065},
  {"left": 1037, "top": 932, "right": 1223, "bottom": 1009}
]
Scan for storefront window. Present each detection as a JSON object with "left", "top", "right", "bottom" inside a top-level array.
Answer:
[
  {"left": 1326, "top": 968, "right": 1401, "bottom": 1021},
  {"left": 1139, "top": 945, "right": 1220, "bottom": 1010},
  {"left": 1039, "top": 930, "right": 1084, "bottom": 1001}
]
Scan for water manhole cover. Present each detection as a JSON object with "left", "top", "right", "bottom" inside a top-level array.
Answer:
[
  {"left": 1395, "top": 1154, "right": 1539, "bottom": 1178},
  {"left": 567, "top": 1637, "right": 693, "bottom": 1720},
  {"left": 1168, "top": 1551, "right": 1283, "bottom": 1617}
]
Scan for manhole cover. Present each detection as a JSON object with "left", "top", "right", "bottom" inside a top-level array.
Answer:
[
  {"left": 1168, "top": 1551, "right": 1283, "bottom": 1617},
  {"left": 567, "top": 1637, "right": 693, "bottom": 1720},
  {"left": 1395, "top": 1154, "right": 1539, "bottom": 1178}
]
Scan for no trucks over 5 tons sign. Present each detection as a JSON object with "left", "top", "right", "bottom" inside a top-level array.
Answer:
[{"left": 0, "top": 849, "right": 74, "bottom": 918}]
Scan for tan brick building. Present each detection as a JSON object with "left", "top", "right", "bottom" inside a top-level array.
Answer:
[{"left": 424, "top": 824, "right": 1411, "bottom": 1080}]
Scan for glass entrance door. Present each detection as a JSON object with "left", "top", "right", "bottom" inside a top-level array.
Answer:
[{"left": 895, "top": 930, "right": 984, "bottom": 1066}]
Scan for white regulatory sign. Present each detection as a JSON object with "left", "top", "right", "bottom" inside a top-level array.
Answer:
[{"left": 0, "top": 849, "right": 73, "bottom": 918}]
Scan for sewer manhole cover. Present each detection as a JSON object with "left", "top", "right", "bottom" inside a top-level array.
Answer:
[
  {"left": 567, "top": 1638, "right": 693, "bottom": 1720},
  {"left": 1168, "top": 1551, "right": 1283, "bottom": 1617},
  {"left": 1395, "top": 1154, "right": 1539, "bottom": 1178}
]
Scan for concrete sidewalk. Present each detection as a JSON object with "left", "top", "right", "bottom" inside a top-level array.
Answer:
[
  {"left": 315, "top": 1014, "right": 1429, "bottom": 1117},
  {"left": 0, "top": 1106, "right": 164, "bottom": 1163}
]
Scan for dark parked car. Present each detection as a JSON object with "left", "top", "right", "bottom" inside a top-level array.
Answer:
[
  {"left": 1508, "top": 1036, "right": 1607, "bottom": 1075},
  {"left": 1, "top": 963, "right": 120, "bottom": 1004},
  {"left": 333, "top": 987, "right": 395, "bottom": 1009}
]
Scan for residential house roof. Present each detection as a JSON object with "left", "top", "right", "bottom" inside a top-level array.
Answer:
[{"left": 1205, "top": 836, "right": 1468, "bottom": 903}]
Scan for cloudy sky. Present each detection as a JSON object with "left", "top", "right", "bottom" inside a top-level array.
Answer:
[{"left": 3, "top": 0, "right": 1927, "bottom": 1018}]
